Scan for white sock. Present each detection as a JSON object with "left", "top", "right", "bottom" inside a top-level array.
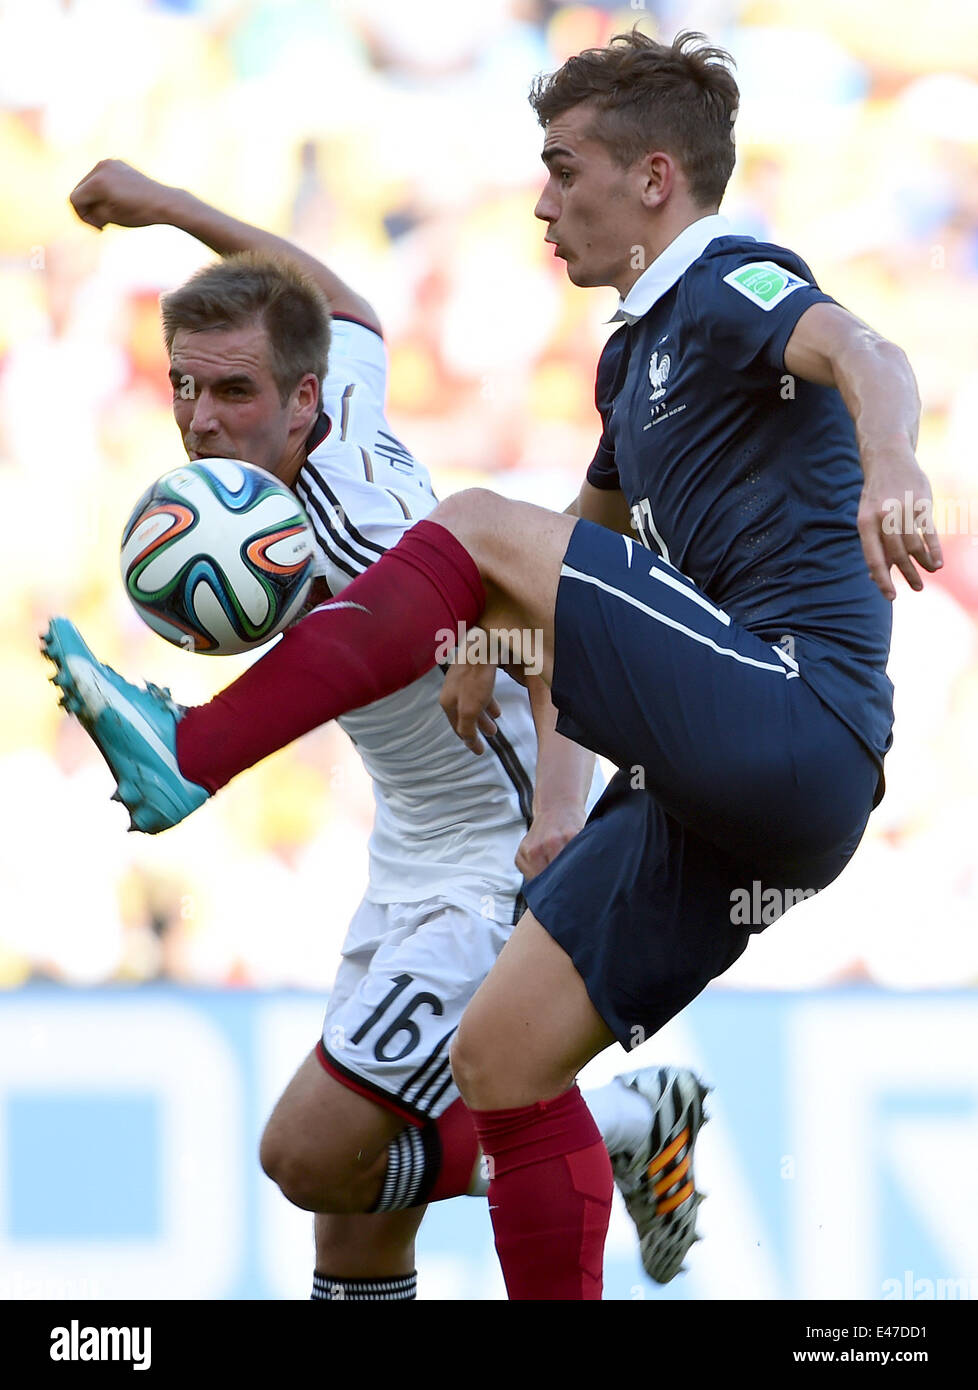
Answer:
[{"left": 583, "top": 1078, "right": 651, "bottom": 1159}]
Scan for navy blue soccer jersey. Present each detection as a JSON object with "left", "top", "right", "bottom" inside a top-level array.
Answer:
[{"left": 586, "top": 229, "right": 894, "bottom": 771}]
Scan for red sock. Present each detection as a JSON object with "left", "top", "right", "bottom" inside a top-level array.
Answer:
[
  {"left": 470, "top": 1086, "right": 613, "bottom": 1301},
  {"left": 176, "top": 520, "right": 485, "bottom": 792}
]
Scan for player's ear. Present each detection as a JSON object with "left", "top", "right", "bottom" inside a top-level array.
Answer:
[
  {"left": 640, "top": 152, "right": 675, "bottom": 210},
  {"left": 292, "top": 372, "right": 320, "bottom": 428}
]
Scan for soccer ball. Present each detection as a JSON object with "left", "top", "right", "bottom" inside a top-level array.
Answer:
[{"left": 120, "top": 458, "right": 316, "bottom": 655}]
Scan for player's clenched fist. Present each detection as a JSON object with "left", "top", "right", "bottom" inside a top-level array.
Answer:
[
  {"left": 70, "top": 159, "right": 174, "bottom": 231},
  {"left": 515, "top": 802, "right": 587, "bottom": 881}
]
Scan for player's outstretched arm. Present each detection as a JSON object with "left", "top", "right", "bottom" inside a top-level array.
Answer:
[
  {"left": 783, "top": 302, "right": 943, "bottom": 600},
  {"left": 69, "top": 159, "right": 381, "bottom": 333},
  {"left": 516, "top": 676, "right": 594, "bottom": 881}
]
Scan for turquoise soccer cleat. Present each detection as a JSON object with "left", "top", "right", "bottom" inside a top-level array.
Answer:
[{"left": 41, "top": 617, "right": 209, "bottom": 833}]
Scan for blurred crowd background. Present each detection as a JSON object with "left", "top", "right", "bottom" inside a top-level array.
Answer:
[{"left": 1, "top": 0, "right": 976, "bottom": 993}]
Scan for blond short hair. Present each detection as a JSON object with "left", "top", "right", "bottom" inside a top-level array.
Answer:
[{"left": 161, "top": 250, "right": 331, "bottom": 406}]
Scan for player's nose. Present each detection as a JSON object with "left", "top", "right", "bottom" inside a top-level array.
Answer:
[
  {"left": 189, "top": 390, "right": 219, "bottom": 433},
  {"left": 534, "top": 186, "right": 558, "bottom": 223}
]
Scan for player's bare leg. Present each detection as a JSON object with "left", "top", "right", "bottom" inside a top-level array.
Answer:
[
  {"left": 261, "top": 1053, "right": 402, "bottom": 1213},
  {"left": 311, "top": 1210, "right": 427, "bottom": 1300},
  {"left": 451, "top": 910, "right": 614, "bottom": 1109},
  {"left": 262, "top": 1047, "right": 490, "bottom": 1300},
  {"left": 314, "top": 1210, "right": 426, "bottom": 1279}
]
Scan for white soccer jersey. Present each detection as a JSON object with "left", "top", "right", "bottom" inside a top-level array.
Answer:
[{"left": 294, "top": 316, "right": 540, "bottom": 924}]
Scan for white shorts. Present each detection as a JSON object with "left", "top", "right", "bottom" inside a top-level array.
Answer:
[{"left": 318, "top": 896, "right": 513, "bottom": 1123}]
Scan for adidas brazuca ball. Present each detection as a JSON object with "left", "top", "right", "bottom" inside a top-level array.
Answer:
[{"left": 121, "top": 458, "right": 316, "bottom": 655}]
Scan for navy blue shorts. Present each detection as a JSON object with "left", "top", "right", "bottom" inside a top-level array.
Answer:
[{"left": 523, "top": 520, "right": 881, "bottom": 1048}]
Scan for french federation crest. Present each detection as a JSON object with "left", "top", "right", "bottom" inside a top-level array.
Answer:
[{"left": 649, "top": 349, "right": 671, "bottom": 402}]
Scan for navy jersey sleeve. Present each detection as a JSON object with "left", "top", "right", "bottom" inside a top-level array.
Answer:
[
  {"left": 585, "top": 326, "right": 628, "bottom": 490},
  {"left": 686, "top": 241, "right": 837, "bottom": 376}
]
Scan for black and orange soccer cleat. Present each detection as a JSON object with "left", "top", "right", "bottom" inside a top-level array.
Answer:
[{"left": 611, "top": 1066, "right": 710, "bottom": 1283}]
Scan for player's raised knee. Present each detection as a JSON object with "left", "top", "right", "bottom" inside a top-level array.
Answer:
[
  {"left": 429, "top": 487, "right": 504, "bottom": 552},
  {"left": 432, "top": 486, "right": 498, "bottom": 526},
  {"left": 259, "top": 1125, "right": 371, "bottom": 1214},
  {"left": 259, "top": 1126, "right": 318, "bottom": 1211},
  {"left": 448, "top": 1024, "right": 497, "bottom": 1109}
]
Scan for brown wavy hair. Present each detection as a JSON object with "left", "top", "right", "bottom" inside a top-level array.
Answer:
[
  {"left": 529, "top": 29, "right": 739, "bottom": 207},
  {"left": 161, "top": 251, "right": 330, "bottom": 407}
]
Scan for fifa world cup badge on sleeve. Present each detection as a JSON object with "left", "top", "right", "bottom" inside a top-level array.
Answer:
[{"left": 721, "top": 261, "right": 808, "bottom": 311}]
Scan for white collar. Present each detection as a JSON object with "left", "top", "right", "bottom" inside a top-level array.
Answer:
[{"left": 612, "top": 214, "right": 737, "bottom": 324}]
